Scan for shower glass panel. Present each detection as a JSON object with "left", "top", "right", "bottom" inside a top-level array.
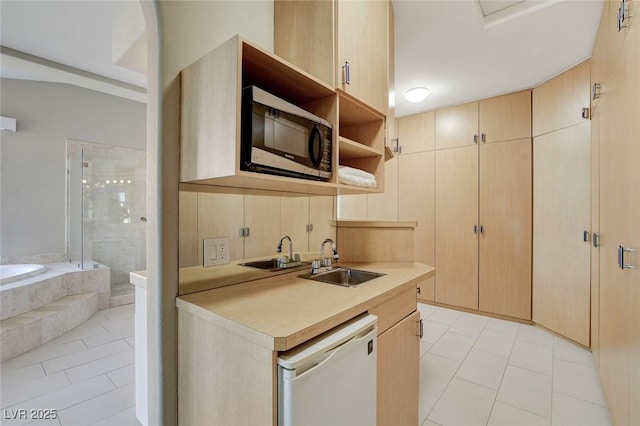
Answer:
[{"left": 67, "top": 139, "right": 146, "bottom": 296}]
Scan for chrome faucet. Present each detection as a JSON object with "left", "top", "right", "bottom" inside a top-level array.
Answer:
[
  {"left": 277, "top": 235, "right": 295, "bottom": 264},
  {"left": 312, "top": 238, "right": 339, "bottom": 274}
]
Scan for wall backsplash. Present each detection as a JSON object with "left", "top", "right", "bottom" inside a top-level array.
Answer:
[{"left": 179, "top": 192, "right": 336, "bottom": 268}]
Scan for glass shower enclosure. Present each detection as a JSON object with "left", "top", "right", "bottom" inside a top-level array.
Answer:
[{"left": 67, "top": 139, "right": 146, "bottom": 297}]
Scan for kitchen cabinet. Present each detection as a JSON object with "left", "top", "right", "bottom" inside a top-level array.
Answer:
[
  {"left": 176, "top": 263, "right": 432, "bottom": 425},
  {"left": 280, "top": 196, "right": 336, "bottom": 252},
  {"left": 479, "top": 91, "right": 531, "bottom": 144},
  {"left": 197, "top": 193, "right": 281, "bottom": 262},
  {"left": 366, "top": 156, "right": 399, "bottom": 220},
  {"left": 532, "top": 60, "right": 591, "bottom": 137},
  {"left": 435, "top": 145, "right": 479, "bottom": 309},
  {"left": 479, "top": 139, "right": 532, "bottom": 319},
  {"left": 532, "top": 122, "right": 591, "bottom": 345},
  {"left": 275, "top": 0, "right": 389, "bottom": 114},
  {"left": 399, "top": 151, "right": 435, "bottom": 302},
  {"left": 397, "top": 110, "right": 435, "bottom": 154},
  {"left": 435, "top": 101, "right": 479, "bottom": 150},
  {"left": 376, "top": 310, "right": 420, "bottom": 426},
  {"left": 531, "top": 59, "right": 592, "bottom": 346},
  {"left": 368, "top": 285, "right": 419, "bottom": 425},
  {"left": 180, "top": 35, "right": 385, "bottom": 196},
  {"left": 435, "top": 110, "right": 532, "bottom": 315},
  {"left": 593, "top": 0, "right": 640, "bottom": 423},
  {"left": 436, "top": 91, "right": 531, "bottom": 150}
]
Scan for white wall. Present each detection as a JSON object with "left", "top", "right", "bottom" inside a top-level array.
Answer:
[{"left": 0, "top": 78, "right": 146, "bottom": 258}]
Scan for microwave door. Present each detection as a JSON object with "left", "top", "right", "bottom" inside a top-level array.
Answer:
[{"left": 265, "top": 112, "right": 308, "bottom": 158}]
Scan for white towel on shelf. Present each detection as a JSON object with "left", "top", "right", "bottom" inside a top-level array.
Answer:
[{"left": 338, "top": 166, "right": 377, "bottom": 188}]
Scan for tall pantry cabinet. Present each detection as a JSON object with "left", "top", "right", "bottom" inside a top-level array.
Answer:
[
  {"left": 435, "top": 91, "right": 532, "bottom": 319},
  {"left": 532, "top": 61, "right": 592, "bottom": 346},
  {"left": 591, "top": 0, "right": 640, "bottom": 424}
]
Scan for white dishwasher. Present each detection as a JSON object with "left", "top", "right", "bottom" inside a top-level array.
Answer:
[{"left": 277, "top": 314, "right": 378, "bottom": 426}]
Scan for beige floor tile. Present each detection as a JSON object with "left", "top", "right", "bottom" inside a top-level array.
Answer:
[
  {"left": 456, "top": 349, "right": 508, "bottom": 390},
  {"left": 428, "top": 308, "right": 463, "bottom": 326},
  {"left": 429, "top": 378, "right": 496, "bottom": 426},
  {"left": 488, "top": 401, "right": 550, "bottom": 426},
  {"left": 553, "top": 359, "right": 608, "bottom": 406},
  {"left": 449, "top": 314, "right": 488, "bottom": 339},
  {"left": 517, "top": 325, "right": 554, "bottom": 348},
  {"left": 420, "top": 353, "right": 460, "bottom": 398},
  {"left": 428, "top": 332, "right": 475, "bottom": 362},
  {"left": 497, "top": 366, "right": 552, "bottom": 418},
  {"left": 509, "top": 340, "right": 553, "bottom": 375},
  {"left": 553, "top": 336, "right": 594, "bottom": 367},
  {"left": 423, "top": 320, "right": 450, "bottom": 344},
  {"left": 551, "top": 393, "right": 612, "bottom": 426},
  {"left": 485, "top": 317, "right": 521, "bottom": 336},
  {"left": 474, "top": 328, "right": 516, "bottom": 358}
]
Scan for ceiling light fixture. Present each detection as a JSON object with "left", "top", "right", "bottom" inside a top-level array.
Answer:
[{"left": 404, "top": 87, "right": 430, "bottom": 103}]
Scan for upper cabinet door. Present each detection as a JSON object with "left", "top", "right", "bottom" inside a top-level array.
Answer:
[
  {"left": 435, "top": 101, "right": 479, "bottom": 150},
  {"left": 398, "top": 111, "right": 435, "bottom": 154},
  {"left": 479, "top": 91, "right": 532, "bottom": 144},
  {"left": 336, "top": 0, "right": 389, "bottom": 114},
  {"left": 532, "top": 60, "right": 591, "bottom": 137}
]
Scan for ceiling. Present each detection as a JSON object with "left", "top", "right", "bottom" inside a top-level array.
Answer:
[{"left": 0, "top": 0, "right": 604, "bottom": 115}]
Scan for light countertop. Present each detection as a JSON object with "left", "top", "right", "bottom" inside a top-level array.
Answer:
[{"left": 176, "top": 262, "right": 434, "bottom": 351}]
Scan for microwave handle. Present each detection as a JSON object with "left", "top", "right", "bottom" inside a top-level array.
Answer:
[{"left": 308, "top": 125, "right": 323, "bottom": 167}]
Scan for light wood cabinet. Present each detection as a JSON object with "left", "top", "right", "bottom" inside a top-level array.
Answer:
[
  {"left": 532, "top": 60, "right": 591, "bottom": 137},
  {"left": 532, "top": 122, "right": 591, "bottom": 346},
  {"left": 593, "top": 0, "right": 640, "bottom": 423},
  {"left": 399, "top": 152, "right": 435, "bottom": 302},
  {"left": 376, "top": 310, "right": 420, "bottom": 426},
  {"left": 281, "top": 196, "right": 336, "bottom": 253},
  {"left": 435, "top": 101, "right": 479, "bottom": 150},
  {"left": 479, "top": 139, "right": 532, "bottom": 320},
  {"left": 398, "top": 110, "right": 435, "bottom": 154},
  {"left": 479, "top": 91, "right": 531, "bottom": 144},
  {"left": 180, "top": 35, "right": 384, "bottom": 196},
  {"left": 435, "top": 145, "right": 479, "bottom": 309},
  {"left": 435, "top": 141, "right": 533, "bottom": 315},
  {"left": 275, "top": 0, "right": 389, "bottom": 114},
  {"left": 366, "top": 157, "right": 399, "bottom": 220}
]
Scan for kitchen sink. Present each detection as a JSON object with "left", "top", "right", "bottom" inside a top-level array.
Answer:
[
  {"left": 299, "top": 268, "right": 385, "bottom": 287},
  {"left": 240, "top": 258, "right": 310, "bottom": 272}
]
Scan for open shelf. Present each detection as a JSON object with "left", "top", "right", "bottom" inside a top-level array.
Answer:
[{"left": 339, "top": 137, "right": 383, "bottom": 160}]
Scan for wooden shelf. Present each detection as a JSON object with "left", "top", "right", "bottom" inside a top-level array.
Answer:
[{"left": 339, "top": 137, "right": 383, "bottom": 160}]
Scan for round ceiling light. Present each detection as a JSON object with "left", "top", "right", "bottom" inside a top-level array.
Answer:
[{"left": 404, "top": 87, "right": 430, "bottom": 103}]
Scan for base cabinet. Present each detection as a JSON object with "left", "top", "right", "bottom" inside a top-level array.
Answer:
[{"left": 376, "top": 310, "right": 420, "bottom": 426}]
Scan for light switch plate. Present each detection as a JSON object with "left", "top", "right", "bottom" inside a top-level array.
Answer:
[{"left": 203, "top": 237, "right": 229, "bottom": 267}]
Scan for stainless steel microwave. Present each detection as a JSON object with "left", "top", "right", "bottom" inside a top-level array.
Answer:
[{"left": 241, "top": 86, "right": 332, "bottom": 181}]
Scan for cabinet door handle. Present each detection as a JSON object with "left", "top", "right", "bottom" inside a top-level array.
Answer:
[
  {"left": 479, "top": 225, "right": 484, "bottom": 234},
  {"left": 583, "top": 230, "right": 591, "bottom": 242},
  {"left": 582, "top": 107, "right": 590, "bottom": 120},
  {"left": 473, "top": 134, "right": 478, "bottom": 144},
  {"left": 473, "top": 225, "right": 478, "bottom": 234},
  {"left": 342, "top": 61, "right": 350, "bottom": 85},
  {"left": 416, "top": 286, "right": 422, "bottom": 295},
  {"left": 593, "top": 233, "right": 601, "bottom": 248},
  {"left": 417, "top": 318, "right": 424, "bottom": 339},
  {"left": 618, "top": 245, "right": 636, "bottom": 269},
  {"left": 481, "top": 133, "right": 486, "bottom": 143}
]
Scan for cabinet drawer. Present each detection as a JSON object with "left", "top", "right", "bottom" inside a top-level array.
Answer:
[{"left": 369, "top": 285, "right": 416, "bottom": 335}]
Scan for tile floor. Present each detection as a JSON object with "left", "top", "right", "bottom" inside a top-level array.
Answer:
[
  {"left": 418, "top": 303, "right": 612, "bottom": 426},
  {"left": 1, "top": 302, "right": 612, "bottom": 426},
  {"left": 1, "top": 304, "right": 138, "bottom": 425}
]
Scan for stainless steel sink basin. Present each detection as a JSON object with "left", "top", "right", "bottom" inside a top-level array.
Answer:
[
  {"left": 299, "top": 268, "right": 385, "bottom": 287},
  {"left": 240, "top": 258, "right": 310, "bottom": 272}
]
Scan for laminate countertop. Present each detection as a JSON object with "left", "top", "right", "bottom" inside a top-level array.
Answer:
[{"left": 176, "top": 262, "right": 434, "bottom": 351}]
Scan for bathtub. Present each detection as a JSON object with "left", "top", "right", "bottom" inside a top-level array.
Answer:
[{"left": 0, "top": 264, "right": 46, "bottom": 285}]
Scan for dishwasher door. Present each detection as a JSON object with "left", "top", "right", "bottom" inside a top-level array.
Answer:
[{"left": 277, "top": 314, "right": 377, "bottom": 426}]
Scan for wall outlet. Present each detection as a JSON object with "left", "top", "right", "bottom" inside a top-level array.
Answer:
[{"left": 203, "top": 237, "right": 230, "bottom": 267}]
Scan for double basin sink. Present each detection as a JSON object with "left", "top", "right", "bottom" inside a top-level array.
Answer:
[{"left": 241, "top": 258, "right": 384, "bottom": 287}]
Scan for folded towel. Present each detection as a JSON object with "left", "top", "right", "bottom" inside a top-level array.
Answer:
[
  {"left": 338, "top": 165, "right": 376, "bottom": 181},
  {"left": 338, "top": 165, "right": 377, "bottom": 188}
]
